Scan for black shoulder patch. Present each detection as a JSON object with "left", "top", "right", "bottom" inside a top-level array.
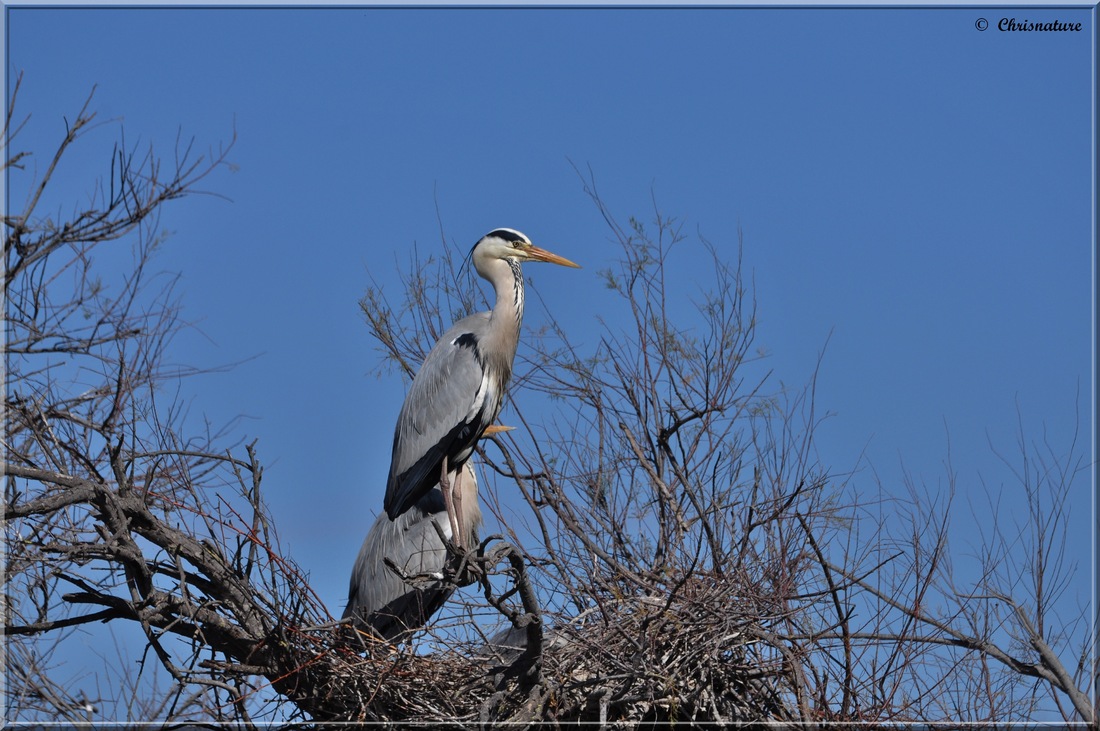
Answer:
[{"left": 453, "top": 332, "right": 479, "bottom": 350}]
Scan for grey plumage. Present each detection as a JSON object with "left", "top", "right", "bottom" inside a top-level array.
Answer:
[
  {"left": 480, "top": 623, "right": 567, "bottom": 665},
  {"left": 482, "top": 624, "right": 530, "bottom": 663},
  {"left": 345, "top": 228, "right": 578, "bottom": 643},
  {"left": 382, "top": 228, "right": 579, "bottom": 550},
  {"left": 382, "top": 310, "right": 503, "bottom": 520},
  {"left": 343, "top": 463, "right": 483, "bottom": 641}
]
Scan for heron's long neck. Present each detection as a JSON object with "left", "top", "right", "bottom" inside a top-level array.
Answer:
[{"left": 485, "top": 258, "right": 524, "bottom": 382}]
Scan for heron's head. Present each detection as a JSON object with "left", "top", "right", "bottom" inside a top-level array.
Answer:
[{"left": 471, "top": 228, "right": 581, "bottom": 271}]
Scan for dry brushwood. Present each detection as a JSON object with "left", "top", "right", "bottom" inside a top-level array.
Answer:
[{"left": 6, "top": 82, "right": 1094, "bottom": 726}]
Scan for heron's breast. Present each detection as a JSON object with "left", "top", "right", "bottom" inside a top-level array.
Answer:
[{"left": 465, "top": 368, "right": 504, "bottom": 424}]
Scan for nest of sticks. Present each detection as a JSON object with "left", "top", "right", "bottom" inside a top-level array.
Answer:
[{"left": 278, "top": 540, "right": 798, "bottom": 727}]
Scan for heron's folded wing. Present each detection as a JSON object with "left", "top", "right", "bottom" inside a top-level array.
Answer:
[
  {"left": 383, "top": 314, "right": 490, "bottom": 518},
  {"left": 344, "top": 490, "right": 451, "bottom": 640}
]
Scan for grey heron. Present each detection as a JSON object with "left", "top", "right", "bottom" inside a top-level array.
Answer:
[
  {"left": 344, "top": 426, "right": 513, "bottom": 641},
  {"left": 382, "top": 228, "right": 579, "bottom": 550},
  {"left": 343, "top": 461, "right": 482, "bottom": 641}
]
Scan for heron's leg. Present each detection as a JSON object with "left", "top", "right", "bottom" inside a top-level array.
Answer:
[
  {"left": 452, "top": 466, "right": 465, "bottom": 551},
  {"left": 439, "top": 455, "right": 464, "bottom": 551}
]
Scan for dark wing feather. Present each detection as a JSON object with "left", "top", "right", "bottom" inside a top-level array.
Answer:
[
  {"left": 344, "top": 468, "right": 483, "bottom": 641},
  {"left": 383, "top": 312, "right": 492, "bottom": 519},
  {"left": 343, "top": 487, "right": 451, "bottom": 640}
]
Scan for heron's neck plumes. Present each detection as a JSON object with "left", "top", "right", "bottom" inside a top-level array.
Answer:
[
  {"left": 501, "top": 258, "right": 524, "bottom": 328},
  {"left": 483, "top": 258, "right": 524, "bottom": 383}
]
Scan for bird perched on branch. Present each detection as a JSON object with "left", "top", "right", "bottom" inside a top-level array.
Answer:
[
  {"left": 344, "top": 427, "right": 511, "bottom": 641},
  {"left": 382, "top": 228, "right": 579, "bottom": 551},
  {"left": 343, "top": 462, "right": 481, "bottom": 640}
]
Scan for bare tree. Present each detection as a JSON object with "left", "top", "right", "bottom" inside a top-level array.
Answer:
[
  {"left": 821, "top": 405, "right": 1096, "bottom": 724},
  {"left": 5, "top": 84, "right": 1094, "bottom": 727},
  {"left": 361, "top": 170, "right": 1095, "bottom": 726},
  {"left": 1, "top": 79, "right": 575, "bottom": 728}
]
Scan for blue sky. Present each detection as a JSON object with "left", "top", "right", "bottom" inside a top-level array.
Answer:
[{"left": 4, "top": 3, "right": 1096, "bottom": 718}]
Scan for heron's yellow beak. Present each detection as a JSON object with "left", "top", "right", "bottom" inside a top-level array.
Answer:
[
  {"left": 522, "top": 244, "right": 581, "bottom": 269},
  {"left": 482, "top": 424, "right": 515, "bottom": 436}
]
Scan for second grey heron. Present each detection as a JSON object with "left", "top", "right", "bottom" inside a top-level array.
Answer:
[
  {"left": 344, "top": 461, "right": 482, "bottom": 641},
  {"left": 343, "top": 427, "right": 512, "bottom": 642},
  {"left": 382, "top": 228, "right": 579, "bottom": 550}
]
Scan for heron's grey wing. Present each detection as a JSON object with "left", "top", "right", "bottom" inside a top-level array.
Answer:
[
  {"left": 343, "top": 488, "right": 453, "bottom": 641},
  {"left": 481, "top": 623, "right": 565, "bottom": 664},
  {"left": 383, "top": 313, "right": 491, "bottom": 518}
]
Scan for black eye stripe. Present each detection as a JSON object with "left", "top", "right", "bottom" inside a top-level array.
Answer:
[{"left": 486, "top": 228, "right": 527, "bottom": 244}]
